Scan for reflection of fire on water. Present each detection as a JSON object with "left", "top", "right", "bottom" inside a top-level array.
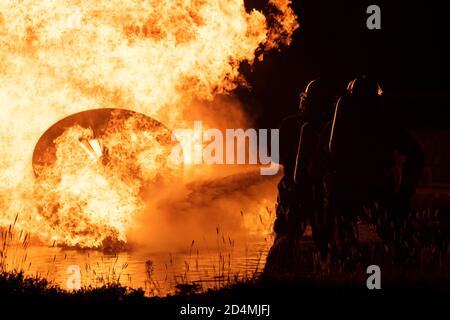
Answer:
[{"left": 0, "top": 1, "right": 298, "bottom": 249}]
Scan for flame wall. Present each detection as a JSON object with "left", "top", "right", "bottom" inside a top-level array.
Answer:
[{"left": 0, "top": 0, "right": 298, "bottom": 247}]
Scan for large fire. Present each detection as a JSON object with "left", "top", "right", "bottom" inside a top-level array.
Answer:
[
  {"left": 32, "top": 108, "right": 178, "bottom": 248},
  {"left": 0, "top": 0, "right": 298, "bottom": 248}
]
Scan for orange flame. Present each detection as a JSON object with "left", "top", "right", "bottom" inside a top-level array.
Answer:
[{"left": 0, "top": 0, "right": 298, "bottom": 248}]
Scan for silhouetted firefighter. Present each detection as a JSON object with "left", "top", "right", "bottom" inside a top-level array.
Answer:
[
  {"left": 265, "top": 76, "right": 425, "bottom": 274},
  {"left": 328, "top": 76, "right": 424, "bottom": 262},
  {"left": 266, "top": 79, "right": 337, "bottom": 271}
]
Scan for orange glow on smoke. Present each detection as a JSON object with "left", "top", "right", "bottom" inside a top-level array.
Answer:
[{"left": 0, "top": 0, "right": 297, "bottom": 248}]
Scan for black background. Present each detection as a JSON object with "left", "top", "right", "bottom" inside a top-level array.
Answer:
[{"left": 239, "top": 0, "right": 450, "bottom": 129}]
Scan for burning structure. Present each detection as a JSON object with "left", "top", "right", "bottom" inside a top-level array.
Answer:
[
  {"left": 32, "top": 108, "right": 177, "bottom": 249},
  {"left": 0, "top": 1, "right": 298, "bottom": 249}
]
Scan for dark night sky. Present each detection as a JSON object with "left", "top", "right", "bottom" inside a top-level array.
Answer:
[{"left": 239, "top": 0, "right": 450, "bottom": 129}]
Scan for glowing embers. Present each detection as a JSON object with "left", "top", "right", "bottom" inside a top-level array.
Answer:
[{"left": 33, "top": 109, "right": 177, "bottom": 250}]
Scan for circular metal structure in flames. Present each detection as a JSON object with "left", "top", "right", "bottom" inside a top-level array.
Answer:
[
  {"left": 32, "top": 108, "right": 174, "bottom": 177},
  {"left": 31, "top": 108, "right": 178, "bottom": 250}
]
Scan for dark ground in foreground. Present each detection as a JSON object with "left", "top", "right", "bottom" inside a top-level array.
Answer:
[{"left": 1, "top": 269, "right": 449, "bottom": 318}]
